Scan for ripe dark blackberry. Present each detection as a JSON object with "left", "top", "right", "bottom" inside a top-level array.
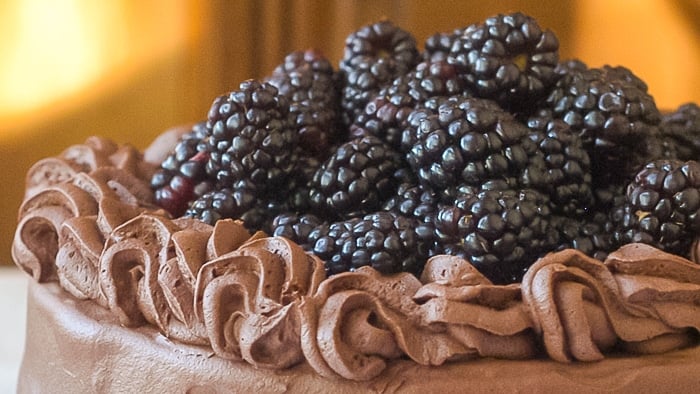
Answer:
[
  {"left": 447, "top": 12, "right": 560, "bottom": 110},
  {"left": 308, "top": 211, "right": 425, "bottom": 276},
  {"left": 205, "top": 80, "right": 298, "bottom": 196},
  {"left": 271, "top": 212, "right": 326, "bottom": 249},
  {"left": 351, "top": 60, "right": 464, "bottom": 151},
  {"left": 525, "top": 111, "right": 594, "bottom": 216},
  {"left": 423, "top": 30, "right": 461, "bottom": 62},
  {"left": 434, "top": 188, "right": 558, "bottom": 284},
  {"left": 151, "top": 122, "right": 213, "bottom": 216},
  {"left": 184, "top": 180, "right": 290, "bottom": 233},
  {"left": 555, "top": 59, "right": 588, "bottom": 75},
  {"left": 616, "top": 159, "right": 700, "bottom": 257},
  {"left": 284, "top": 154, "right": 322, "bottom": 213},
  {"left": 265, "top": 49, "right": 343, "bottom": 156},
  {"left": 381, "top": 181, "right": 440, "bottom": 256},
  {"left": 660, "top": 103, "right": 700, "bottom": 161},
  {"left": 551, "top": 213, "right": 618, "bottom": 261},
  {"left": 308, "top": 135, "right": 404, "bottom": 219},
  {"left": 545, "top": 65, "right": 662, "bottom": 181},
  {"left": 339, "top": 20, "right": 420, "bottom": 126},
  {"left": 184, "top": 184, "right": 255, "bottom": 226},
  {"left": 405, "top": 96, "right": 540, "bottom": 195}
]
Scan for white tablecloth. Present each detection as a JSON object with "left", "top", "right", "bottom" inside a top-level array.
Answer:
[{"left": 0, "top": 267, "right": 27, "bottom": 393}]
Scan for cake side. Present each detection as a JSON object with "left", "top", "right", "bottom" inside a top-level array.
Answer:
[{"left": 19, "top": 280, "right": 700, "bottom": 394}]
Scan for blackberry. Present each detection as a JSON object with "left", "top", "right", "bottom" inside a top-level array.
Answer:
[
  {"left": 151, "top": 122, "right": 213, "bottom": 216},
  {"left": 545, "top": 65, "right": 662, "bottom": 181},
  {"left": 381, "top": 181, "right": 440, "bottom": 256},
  {"left": 285, "top": 154, "right": 322, "bottom": 213},
  {"left": 616, "top": 159, "right": 700, "bottom": 256},
  {"left": 339, "top": 20, "right": 420, "bottom": 126},
  {"left": 555, "top": 59, "right": 588, "bottom": 75},
  {"left": 551, "top": 213, "right": 617, "bottom": 261},
  {"left": 660, "top": 103, "right": 700, "bottom": 161},
  {"left": 435, "top": 188, "right": 558, "bottom": 284},
  {"left": 447, "top": 12, "right": 560, "bottom": 110},
  {"left": 423, "top": 30, "right": 461, "bottom": 62},
  {"left": 271, "top": 212, "right": 326, "bottom": 248},
  {"left": 351, "top": 60, "right": 464, "bottom": 151},
  {"left": 308, "top": 135, "right": 404, "bottom": 219},
  {"left": 184, "top": 185, "right": 255, "bottom": 226},
  {"left": 308, "top": 211, "right": 425, "bottom": 276},
  {"left": 265, "top": 49, "right": 343, "bottom": 156},
  {"left": 525, "top": 110, "right": 594, "bottom": 216},
  {"left": 405, "top": 96, "right": 540, "bottom": 195},
  {"left": 205, "top": 80, "right": 298, "bottom": 196},
  {"left": 185, "top": 181, "right": 290, "bottom": 233}
]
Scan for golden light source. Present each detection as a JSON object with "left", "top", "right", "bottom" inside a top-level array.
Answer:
[{"left": 0, "top": 0, "right": 191, "bottom": 136}]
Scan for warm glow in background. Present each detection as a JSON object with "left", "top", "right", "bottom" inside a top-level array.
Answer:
[{"left": 1, "top": 0, "right": 698, "bottom": 264}]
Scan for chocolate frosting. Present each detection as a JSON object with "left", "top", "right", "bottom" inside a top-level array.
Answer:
[{"left": 12, "top": 136, "right": 700, "bottom": 382}]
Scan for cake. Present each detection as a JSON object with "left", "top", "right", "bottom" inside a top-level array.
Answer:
[{"left": 12, "top": 12, "right": 700, "bottom": 393}]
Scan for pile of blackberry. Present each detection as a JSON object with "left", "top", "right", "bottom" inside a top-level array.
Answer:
[{"left": 152, "top": 14, "right": 700, "bottom": 284}]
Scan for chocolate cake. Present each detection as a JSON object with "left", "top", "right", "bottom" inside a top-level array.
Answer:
[{"left": 12, "top": 12, "right": 700, "bottom": 393}]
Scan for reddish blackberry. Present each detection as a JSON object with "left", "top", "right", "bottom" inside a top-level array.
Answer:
[
  {"left": 405, "top": 96, "right": 539, "bottom": 195},
  {"left": 265, "top": 49, "right": 343, "bottom": 156},
  {"left": 447, "top": 12, "right": 560, "bottom": 110},
  {"left": 339, "top": 20, "right": 420, "bottom": 126},
  {"left": 545, "top": 65, "right": 662, "bottom": 181},
  {"left": 525, "top": 110, "right": 594, "bottom": 216},
  {"left": 660, "top": 103, "right": 700, "bottom": 161},
  {"left": 204, "top": 80, "right": 298, "bottom": 195},
  {"left": 308, "top": 135, "right": 404, "bottom": 219},
  {"left": 435, "top": 188, "right": 558, "bottom": 284},
  {"left": 351, "top": 60, "right": 464, "bottom": 151},
  {"left": 151, "top": 122, "right": 213, "bottom": 216},
  {"left": 308, "top": 211, "right": 425, "bottom": 276},
  {"left": 616, "top": 159, "right": 700, "bottom": 257}
]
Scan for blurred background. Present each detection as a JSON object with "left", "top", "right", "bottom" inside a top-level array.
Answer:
[{"left": 1, "top": 0, "right": 699, "bottom": 265}]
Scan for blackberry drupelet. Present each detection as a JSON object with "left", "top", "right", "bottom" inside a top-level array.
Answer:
[
  {"left": 265, "top": 49, "right": 343, "bottom": 156},
  {"left": 545, "top": 65, "right": 662, "bottom": 182},
  {"left": 447, "top": 12, "right": 560, "bottom": 111},
  {"left": 308, "top": 135, "right": 404, "bottom": 219},
  {"left": 205, "top": 80, "right": 298, "bottom": 196},
  {"left": 308, "top": 211, "right": 425, "bottom": 276},
  {"left": 151, "top": 122, "right": 213, "bottom": 216},
  {"left": 339, "top": 20, "right": 420, "bottom": 127},
  {"left": 616, "top": 159, "right": 700, "bottom": 257},
  {"left": 525, "top": 110, "right": 594, "bottom": 216},
  {"left": 660, "top": 103, "right": 700, "bottom": 161},
  {"left": 435, "top": 188, "right": 558, "bottom": 284},
  {"left": 351, "top": 60, "right": 464, "bottom": 152},
  {"left": 405, "top": 96, "right": 541, "bottom": 196}
]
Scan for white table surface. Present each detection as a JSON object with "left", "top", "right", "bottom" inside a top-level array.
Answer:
[{"left": 0, "top": 267, "right": 28, "bottom": 393}]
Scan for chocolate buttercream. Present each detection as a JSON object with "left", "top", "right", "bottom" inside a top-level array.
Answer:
[{"left": 12, "top": 136, "right": 700, "bottom": 389}]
